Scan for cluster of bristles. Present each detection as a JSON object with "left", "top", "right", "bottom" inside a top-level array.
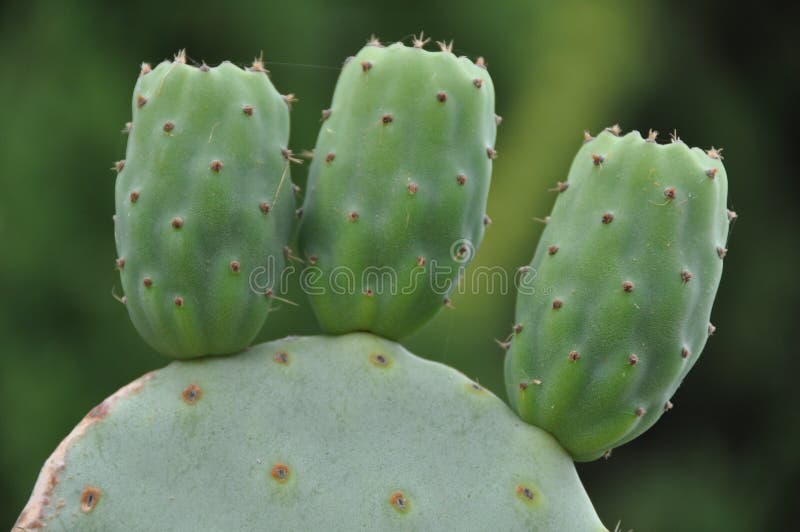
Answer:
[
  {"left": 584, "top": 123, "right": 725, "bottom": 163},
  {"left": 349, "top": 32, "right": 489, "bottom": 70}
]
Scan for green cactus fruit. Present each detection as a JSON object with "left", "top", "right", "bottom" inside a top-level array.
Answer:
[
  {"left": 505, "top": 128, "right": 731, "bottom": 461},
  {"left": 297, "top": 39, "right": 497, "bottom": 339},
  {"left": 114, "top": 52, "right": 295, "bottom": 358},
  {"left": 17, "top": 334, "right": 605, "bottom": 531}
]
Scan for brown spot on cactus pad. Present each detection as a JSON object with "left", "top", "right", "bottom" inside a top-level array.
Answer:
[
  {"left": 80, "top": 486, "right": 101, "bottom": 513},
  {"left": 369, "top": 353, "right": 390, "bottom": 367},
  {"left": 271, "top": 463, "right": 290, "bottom": 483},
  {"left": 389, "top": 491, "right": 409, "bottom": 512},
  {"left": 182, "top": 384, "right": 202, "bottom": 404},
  {"left": 622, "top": 281, "right": 634, "bottom": 292},
  {"left": 516, "top": 485, "right": 535, "bottom": 503}
]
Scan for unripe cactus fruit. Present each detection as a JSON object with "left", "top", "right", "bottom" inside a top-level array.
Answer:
[
  {"left": 505, "top": 129, "right": 731, "bottom": 461},
  {"left": 114, "top": 52, "right": 294, "bottom": 358},
  {"left": 298, "top": 40, "right": 497, "bottom": 339},
  {"left": 17, "top": 334, "right": 606, "bottom": 531}
]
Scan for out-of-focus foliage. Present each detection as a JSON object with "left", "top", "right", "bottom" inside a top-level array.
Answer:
[{"left": 1, "top": 0, "right": 797, "bottom": 529}]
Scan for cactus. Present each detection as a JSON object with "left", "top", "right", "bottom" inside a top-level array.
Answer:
[
  {"left": 16, "top": 35, "right": 736, "bottom": 529},
  {"left": 114, "top": 52, "right": 295, "bottom": 359},
  {"left": 504, "top": 128, "right": 730, "bottom": 461},
  {"left": 298, "top": 38, "right": 497, "bottom": 339},
  {"left": 16, "top": 334, "right": 606, "bottom": 531}
]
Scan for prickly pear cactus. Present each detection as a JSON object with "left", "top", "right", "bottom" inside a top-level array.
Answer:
[
  {"left": 505, "top": 128, "right": 731, "bottom": 461},
  {"left": 114, "top": 52, "right": 295, "bottom": 358},
  {"left": 17, "top": 334, "right": 605, "bottom": 531},
  {"left": 298, "top": 38, "right": 497, "bottom": 339}
]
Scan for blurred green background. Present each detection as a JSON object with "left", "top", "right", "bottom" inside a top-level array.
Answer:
[{"left": 1, "top": 0, "right": 797, "bottom": 529}]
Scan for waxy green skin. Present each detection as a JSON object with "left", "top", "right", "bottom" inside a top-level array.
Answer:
[
  {"left": 115, "top": 59, "right": 294, "bottom": 358},
  {"left": 505, "top": 131, "right": 730, "bottom": 461},
  {"left": 17, "top": 334, "right": 606, "bottom": 531},
  {"left": 298, "top": 43, "right": 497, "bottom": 339}
]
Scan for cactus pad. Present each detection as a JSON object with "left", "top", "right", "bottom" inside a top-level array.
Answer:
[
  {"left": 505, "top": 129, "right": 731, "bottom": 461},
  {"left": 298, "top": 41, "right": 497, "bottom": 339},
  {"left": 114, "top": 53, "right": 294, "bottom": 358},
  {"left": 18, "top": 334, "right": 605, "bottom": 530}
]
